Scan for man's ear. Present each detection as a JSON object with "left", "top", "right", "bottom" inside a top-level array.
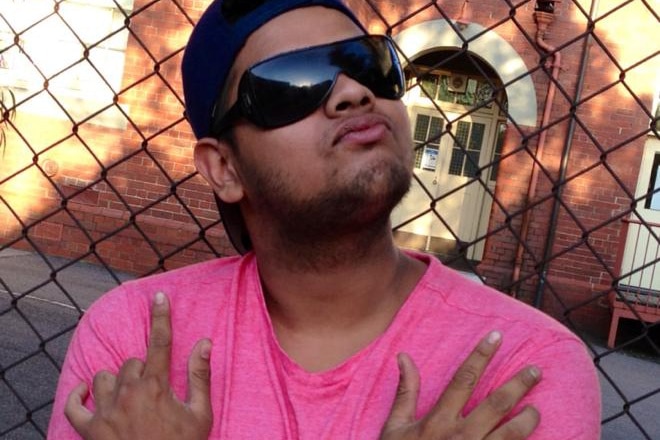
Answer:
[{"left": 194, "top": 137, "right": 244, "bottom": 203}]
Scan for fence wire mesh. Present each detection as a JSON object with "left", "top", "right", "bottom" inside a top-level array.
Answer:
[{"left": 0, "top": 0, "right": 658, "bottom": 438}]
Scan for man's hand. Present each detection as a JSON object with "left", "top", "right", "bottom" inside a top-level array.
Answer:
[
  {"left": 65, "top": 292, "right": 213, "bottom": 440},
  {"left": 381, "top": 331, "right": 541, "bottom": 439}
]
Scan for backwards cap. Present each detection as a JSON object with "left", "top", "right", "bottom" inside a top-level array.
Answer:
[{"left": 181, "top": 0, "right": 366, "bottom": 254}]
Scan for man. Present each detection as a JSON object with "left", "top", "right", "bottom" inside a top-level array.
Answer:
[{"left": 48, "top": 0, "right": 601, "bottom": 438}]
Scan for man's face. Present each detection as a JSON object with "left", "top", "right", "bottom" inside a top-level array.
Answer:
[{"left": 225, "top": 6, "right": 414, "bottom": 244}]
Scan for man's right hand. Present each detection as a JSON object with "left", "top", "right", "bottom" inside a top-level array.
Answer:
[
  {"left": 381, "top": 331, "right": 541, "bottom": 439},
  {"left": 64, "top": 292, "right": 213, "bottom": 440}
]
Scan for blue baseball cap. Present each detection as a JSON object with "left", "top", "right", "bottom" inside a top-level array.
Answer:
[{"left": 181, "top": 0, "right": 366, "bottom": 254}]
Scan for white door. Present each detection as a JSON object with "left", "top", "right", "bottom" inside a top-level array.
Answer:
[
  {"left": 392, "top": 108, "right": 495, "bottom": 260},
  {"left": 620, "top": 137, "right": 660, "bottom": 291}
]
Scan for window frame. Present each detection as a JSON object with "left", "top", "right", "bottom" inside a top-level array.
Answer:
[{"left": 0, "top": 0, "right": 134, "bottom": 128}]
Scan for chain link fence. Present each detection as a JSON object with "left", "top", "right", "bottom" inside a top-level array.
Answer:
[{"left": 0, "top": 0, "right": 658, "bottom": 438}]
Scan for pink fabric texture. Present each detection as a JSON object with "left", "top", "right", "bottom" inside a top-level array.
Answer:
[{"left": 48, "top": 252, "right": 601, "bottom": 439}]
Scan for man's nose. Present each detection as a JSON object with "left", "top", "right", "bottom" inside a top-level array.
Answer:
[{"left": 324, "top": 74, "right": 376, "bottom": 117}]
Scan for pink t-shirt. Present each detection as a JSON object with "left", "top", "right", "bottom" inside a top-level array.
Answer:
[{"left": 48, "top": 252, "right": 601, "bottom": 439}]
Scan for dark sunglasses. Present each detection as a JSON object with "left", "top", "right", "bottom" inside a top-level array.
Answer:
[{"left": 210, "top": 35, "right": 405, "bottom": 135}]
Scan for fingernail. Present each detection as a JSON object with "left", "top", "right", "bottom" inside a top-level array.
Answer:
[
  {"left": 528, "top": 366, "right": 541, "bottom": 380},
  {"left": 154, "top": 292, "right": 165, "bottom": 305},
  {"left": 486, "top": 330, "right": 502, "bottom": 345},
  {"left": 200, "top": 340, "right": 212, "bottom": 360},
  {"left": 397, "top": 353, "right": 410, "bottom": 375}
]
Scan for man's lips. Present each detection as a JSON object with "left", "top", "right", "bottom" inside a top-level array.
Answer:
[{"left": 333, "top": 115, "right": 391, "bottom": 146}]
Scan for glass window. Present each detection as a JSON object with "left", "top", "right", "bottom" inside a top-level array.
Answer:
[
  {"left": 419, "top": 75, "right": 439, "bottom": 101},
  {"left": 490, "top": 122, "right": 507, "bottom": 182},
  {"left": 413, "top": 114, "right": 443, "bottom": 171},
  {"left": 411, "top": 71, "right": 497, "bottom": 109},
  {"left": 0, "top": 0, "right": 134, "bottom": 127},
  {"left": 449, "top": 121, "right": 485, "bottom": 178},
  {"left": 456, "top": 78, "right": 478, "bottom": 106},
  {"left": 437, "top": 75, "right": 452, "bottom": 103}
]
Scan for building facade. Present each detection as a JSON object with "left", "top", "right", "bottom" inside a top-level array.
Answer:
[{"left": 0, "top": 0, "right": 658, "bottom": 340}]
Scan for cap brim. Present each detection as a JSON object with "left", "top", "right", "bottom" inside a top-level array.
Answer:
[{"left": 214, "top": 194, "right": 251, "bottom": 255}]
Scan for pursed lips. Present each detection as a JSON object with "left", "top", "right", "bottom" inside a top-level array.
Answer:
[{"left": 332, "top": 114, "right": 391, "bottom": 147}]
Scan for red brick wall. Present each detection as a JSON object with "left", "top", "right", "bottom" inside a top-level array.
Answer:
[{"left": 0, "top": 0, "right": 233, "bottom": 273}]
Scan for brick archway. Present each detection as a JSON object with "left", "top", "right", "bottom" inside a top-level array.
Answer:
[{"left": 393, "top": 19, "right": 538, "bottom": 127}]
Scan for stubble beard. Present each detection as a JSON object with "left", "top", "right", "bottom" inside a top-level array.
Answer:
[{"left": 243, "top": 156, "right": 412, "bottom": 265}]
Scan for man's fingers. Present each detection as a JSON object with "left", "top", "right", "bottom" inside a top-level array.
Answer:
[
  {"left": 428, "top": 331, "right": 502, "bottom": 421},
  {"left": 488, "top": 405, "right": 540, "bottom": 440},
  {"left": 187, "top": 338, "right": 213, "bottom": 421},
  {"left": 466, "top": 365, "right": 541, "bottom": 433},
  {"left": 117, "top": 358, "right": 145, "bottom": 379},
  {"left": 65, "top": 382, "right": 93, "bottom": 433},
  {"left": 381, "top": 353, "right": 420, "bottom": 433},
  {"left": 143, "top": 292, "right": 172, "bottom": 380},
  {"left": 92, "top": 370, "right": 118, "bottom": 413}
]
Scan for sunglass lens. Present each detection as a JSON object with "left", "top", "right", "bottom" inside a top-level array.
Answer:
[
  {"left": 242, "top": 36, "right": 404, "bottom": 128},
  {"left": 248, "top": 57, "right": 335, "bottom": 127},
  {"left": 338, "top": 38, "right": 401, "bottom": 99}
]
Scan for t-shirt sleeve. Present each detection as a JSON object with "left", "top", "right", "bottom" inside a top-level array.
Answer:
[
  {"left": 47, "top": 286, "right": 150, "bottom": 439},
  {"left": 497, "top": 333, "right": 602, "bottom": 440},
  {"left": 418, "top": 265, "right": 602, "bottom": 439}
]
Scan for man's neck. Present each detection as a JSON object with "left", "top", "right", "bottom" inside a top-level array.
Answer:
[{"left": 254, "top": 229, "right": 427, "bottom": 372}]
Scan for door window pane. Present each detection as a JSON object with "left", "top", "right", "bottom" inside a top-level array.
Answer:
[
  {"left": 490, "top": 122, "right": 507, "bottom": 181},
  {"left": 413, "top": 113, "right": 443, "bottom": 171},
  {"left": 449, "top": 121, "right": 485, "bottom": 177},
  {"left": 420, "top": 75, "right": 439, "bottom": 100}
]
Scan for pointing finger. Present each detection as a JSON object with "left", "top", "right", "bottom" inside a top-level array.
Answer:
[
  {"left": 143, "top": 292, "right": 172, "bottom": 380},
  {"left": 428, "top": 331, "right": 502, "bottom": 423}
]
